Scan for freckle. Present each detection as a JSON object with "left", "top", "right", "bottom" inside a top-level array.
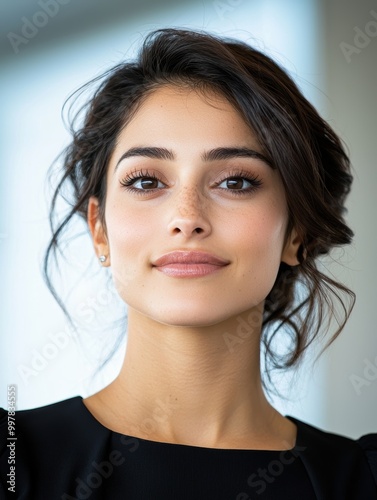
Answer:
[{"left": 178, "top": 186, "right": 202, "bottom": 217}]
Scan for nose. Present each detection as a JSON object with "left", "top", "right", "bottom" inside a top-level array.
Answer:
[{"left": 167, "top": 186, "right": 212, "bottom": 239}]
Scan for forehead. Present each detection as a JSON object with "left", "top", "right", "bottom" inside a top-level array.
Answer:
[{"left": 115, "top": 84, "right": 259, "bottom": 148}]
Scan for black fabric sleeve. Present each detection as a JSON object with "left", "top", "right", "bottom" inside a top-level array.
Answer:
[
  {"left": 358, "top": 434, "right": 377, "bottom": 486},
  {"left": 0, "top": 408, "right": 9, "bottom": 498}
]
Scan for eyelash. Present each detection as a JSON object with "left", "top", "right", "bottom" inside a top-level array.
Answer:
[{"left": 119, "top": 168, "right": 263, "bottom": 196}]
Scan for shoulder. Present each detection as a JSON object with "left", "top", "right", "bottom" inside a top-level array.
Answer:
[
  {"left": 2, "top": 395, "right": 103, "bottom": 433},
  {"left": 289, "top": 415, "right": 376, "bottom": 450},
  {"left": 1, "top": 397, "right": 112, "bottom": 497},
  {"left": 0, "top": 396, "right": 108, "bottom": 459},
  {"left": 288, "top": 416, "right": 377, "bottom": 497},
  {"left": 358, "top": 433, "right": 377, "bottom": 484},
  {"left": 1, "top": 396, "right": 84, "bottom": 437}
]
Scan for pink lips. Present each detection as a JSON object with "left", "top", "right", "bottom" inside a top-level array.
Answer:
[{"left": 152, "top": 251, "right": 230, "bottom": 278}]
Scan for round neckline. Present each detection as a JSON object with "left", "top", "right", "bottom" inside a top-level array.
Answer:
[{"left": 78, "top": 395, "right": 299, "bottom": 452}]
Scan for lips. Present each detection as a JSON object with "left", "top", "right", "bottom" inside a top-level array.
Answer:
[
  {"left": 152, "top": 251, "right": 230, "bottom": 278},
  {"left": 152, "top": 251, "right": 230, "bottom": 267}
]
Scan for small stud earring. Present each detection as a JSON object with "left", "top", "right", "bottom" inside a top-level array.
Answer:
[{"left": 99, "top": 255, "right": 107, "bottom": 263}]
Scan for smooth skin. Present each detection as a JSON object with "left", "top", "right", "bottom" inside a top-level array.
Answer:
[{"left": 84, "top": 85, "right": 301, "bottom": 450}]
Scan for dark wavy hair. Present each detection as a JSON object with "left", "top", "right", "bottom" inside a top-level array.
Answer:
[{"left": 44, "top": 28, "right": 355, "bottom": 387}]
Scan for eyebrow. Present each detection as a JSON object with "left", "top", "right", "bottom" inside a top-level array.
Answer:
[{"left": 114, "top": 146, "right": 273, "bottom": 171}]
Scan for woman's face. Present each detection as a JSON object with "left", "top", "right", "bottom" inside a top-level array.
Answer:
[{"left": 89, "top": 85, "right": 299, "bottom": 327}]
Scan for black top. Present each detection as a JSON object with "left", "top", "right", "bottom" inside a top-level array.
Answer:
[{"left": 0, "top": 396, "right": 376, "bottom": 499}]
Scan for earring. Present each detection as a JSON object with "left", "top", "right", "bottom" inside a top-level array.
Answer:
[{"left": 99, "top": 255, "right": 107, "bottom": 263}]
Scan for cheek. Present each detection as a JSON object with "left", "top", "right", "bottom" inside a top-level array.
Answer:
[
  {"left": 106, "top": 201, "right": 151, "bottom": 250},
  {"left": 104, "top": 202, "right": 154, "bottom": 292},
  {"left": 231, "top": 204, "right": 287, "bottom": 295},
  {"left": 225, "top": 203, "right": 286, "bottom": 256}
]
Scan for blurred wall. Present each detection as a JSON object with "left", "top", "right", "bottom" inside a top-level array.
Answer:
[{"left": 319, "top": 0, "right": 377, "bottom": 437}]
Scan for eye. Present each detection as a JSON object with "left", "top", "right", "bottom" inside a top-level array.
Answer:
[
  {"left": 218, "top": 177, "right": 252, "bottom": 190},
  {"left": 129, "top": 177, "right": 165, "bottom": 190},
  {"left": 216, "top": 172, "right": 262, "bottom": 194},
  {"left": 119, "top": 169, "right": 166, "bottom": 193}
]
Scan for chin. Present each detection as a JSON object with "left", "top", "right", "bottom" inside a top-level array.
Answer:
[{"left": 146, "top": 304, "right": 240, "bottom": 329}]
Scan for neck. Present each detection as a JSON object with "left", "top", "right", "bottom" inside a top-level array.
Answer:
[{"left": 85, "top": 304, "right": 296, "bottom": 449}]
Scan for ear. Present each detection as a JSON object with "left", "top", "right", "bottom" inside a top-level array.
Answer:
[
  {"left": 281, "top": 228, "right": 302, "bottom": 266},
  {"left": 87, "top": 196, "right": 110, "bottom": 266}
]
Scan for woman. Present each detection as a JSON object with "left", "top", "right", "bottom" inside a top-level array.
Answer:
[{"left": 1, "top": 28, "right": 376, "bottom": 499}]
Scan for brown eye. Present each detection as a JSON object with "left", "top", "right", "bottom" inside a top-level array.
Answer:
[
  {"left": 219, "top": 177, "right": 253, "bottom": 190},
  {"left": 138, "top": 178, "right": 160, "bottom": 189},
  {"left": 216, "top": 172, "right": 263, "bottom": 195},
  {"left": 225, "top": 178, "right": 246, "bottom": 189},
  {"left": 119, "top": 171, "right": 166, "bottom": 192}
]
